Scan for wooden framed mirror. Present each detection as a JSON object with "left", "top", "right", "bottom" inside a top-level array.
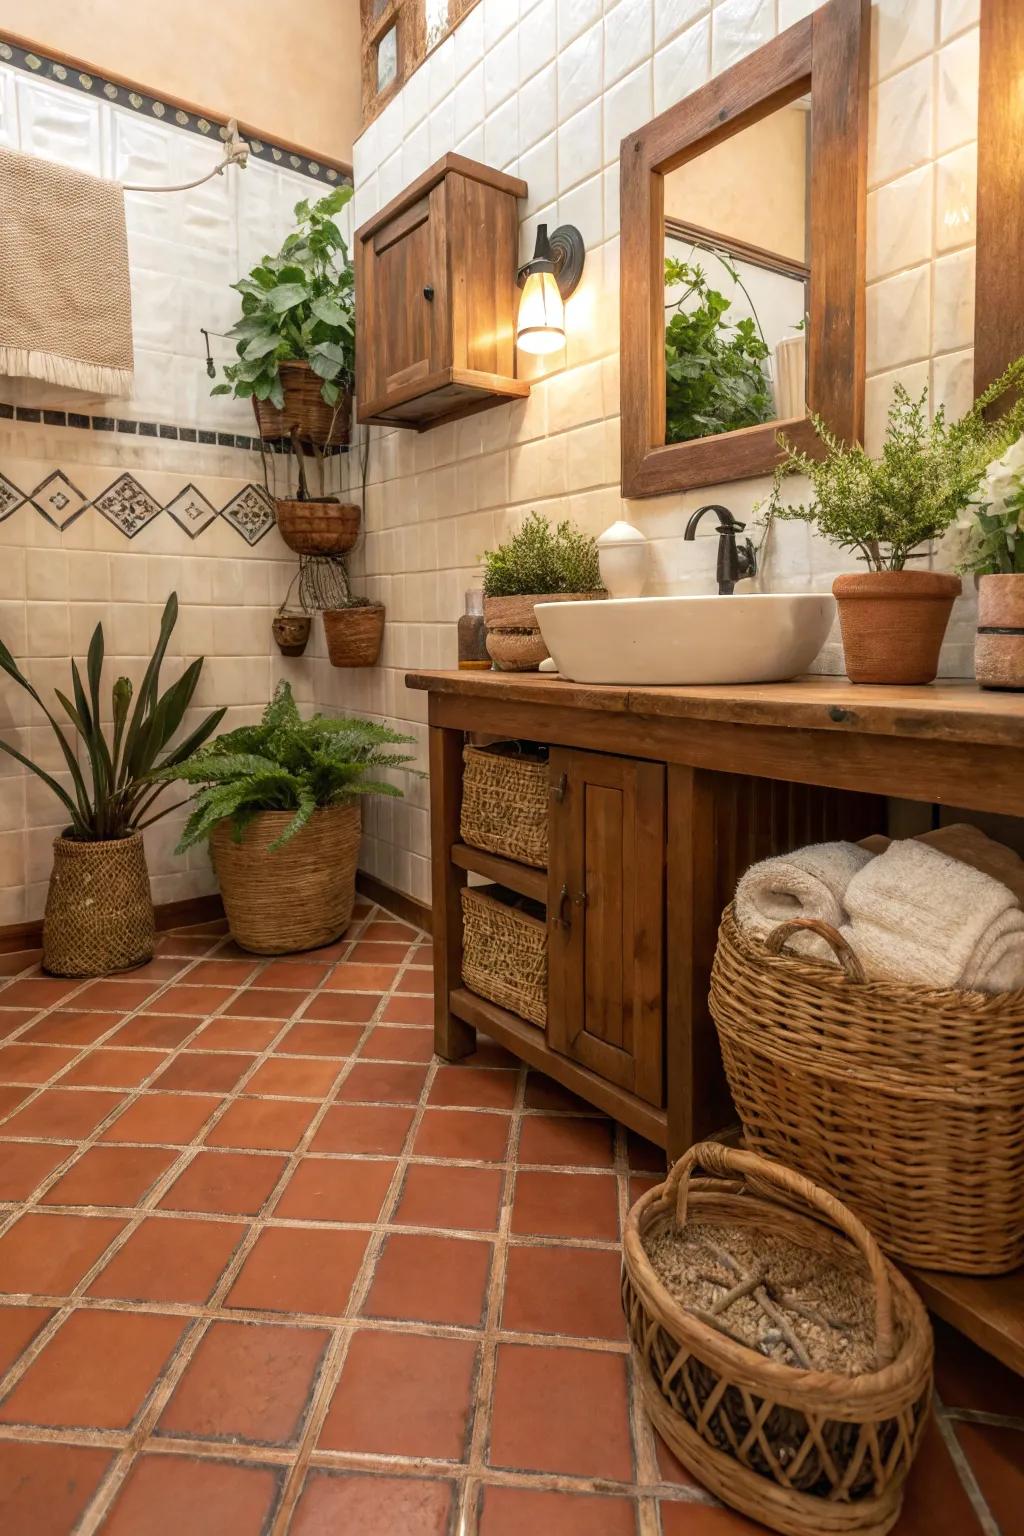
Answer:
[
  {"left": 976, "top": 0, "right": 1024, "bottom": 393},
  {"left": 620, "top": 0, "right": 869, "bottom": 498}
]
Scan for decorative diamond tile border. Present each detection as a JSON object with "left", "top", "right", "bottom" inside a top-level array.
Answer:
[
  {"left": 0, "top": 470, "right": 24, "bottom": 521},
  {"left": 0, "top": 402, "right": 347, "bottom": 457},
  {"left": 27, "top": 470, "right": 89, "bottom": 532},
  {"left": 0, "top": 469, "right": 280, "bottom": 544},
  {"left": 165, "top": 484, "right": 218, "bottom": 538},
  {"left": 220, "top": 484, "right": 275, "bottom": 546},
  {"left": 93, "top": 473, "right": 164, "bottom": 539}
]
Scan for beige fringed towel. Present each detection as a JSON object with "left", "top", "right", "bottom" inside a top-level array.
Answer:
[{"left": 0, "top": 146, "right": 133, "bottom": 396}]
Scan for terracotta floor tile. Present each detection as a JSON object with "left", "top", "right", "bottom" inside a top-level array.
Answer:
[
  {"left": 397, "top": 966, "right": 434, "bottom": 994},
  {"left": 291, "top": 1470, "right": 453, "bottom": 1535},
  {"left": 245, "top": 1056, "right": 341, "bottom": 1098},
  {"left": 259, "top": 960, "right": 331, "bottom": 990},
  {"left": 156, "top": 934, "right": 220, "bottom": 957},
  {"left": 517, "top": 1114, "right": 615, "bottom": 1169},
  {"left": 21, "top": 1010, "right": 121, "bottom": 1046},
  {"left": 158, "top": 1318, "right": 329, "bottom": 1446},
  {"left": 0, "top": 949, "right": 41, "bottom": 977},
  {"left": 658, "top": 1504, "right": 763, "bottom": 1534},
  {"left": 103, "top": 1454, "right": 281, "bottom": 1536},
  {"left": 60, "top": 1047, "right": 168, "bottom": 1088},
  {"left": 326, "top": 962, "right": 399, "bottom": 992},
  {"left": 101, "top": 1093, "right": 221, "bottom": 1145},
  {"left": 364, "top": 1232, "right": 491, "bottom": 1327},
  {"left": 335, "top": 1061, "right": 428, "bottom": 1105},
  {"left": 227, "top": 1226, "right": 369, "bottom": 1315},
  {"left": 152, "top": 1052, "right": 254, "bottom": 1094},
  {"left": 461, "top": 1038, "right": 520, "bottom": 1070},
  {"left": 159, "top": 1151, "right": 287, "bottom": 1216},
  {"left": 933, "top": 1319, "right": 1024, "bottom": 1417},
  {"left": 41, "top": 1144, "right": 177, "bottom": 1207},
  {"left": 149, "top": 984, "right": 234, "bottom": 1016},
  {"left": 429, "top": 1065, "right": 518, "bottom": 1109},
  {"left": 889, "top": 1417, "right": 987, "bottom": 1536},
  {"left": 225, "top": 988, "right": 304, "bottom": 1020},
  {"left": 204, "top": 1097, "right": 316, "bottom": 1151},
  {"left": 275, "top": 1021, "right": 363, "bottom": 1057},
  {"left": 185, "top": 959, "right": 260, "bottom": 987},
  {"left": 1, "top": 1087, "right": 125, "bottom": 1141},
  {"left": 0, "top": 1043, "right": 78, "bottom": 1084},
  {"left": 0, "top": 1140, "right": 73, "bottom": 1200},
  {"left": 127, "top": 956, "right": 191, "bottom": 982},
  {"left": 0, "top": 1211, "right": 125, "bottom": 1294},
  {"left": 954, "top": 1422, "right": 1024, "bottom": 1536},
  {"left": 0, "top": 1442, "right": 112, "bottom": 1536},
  {"left": 361, "top": 1024, "right": 436, "bottom": 1063},
  {"left": 189, "top": 1016, "right": 279, "bottom": 1052},
  {"left": 522, "top": 1073, "right": 593, "bottom": 1113},
  {"left": 501, "top": 1244, "right": 626, "bottom": 1340},
  {"left": 0, "top": 977, "right": 80, "bottom": 1009},
  {"left": 74, "top": 978, "right": 159, "bottom": 1011},
  {"left": 512, "top": 1170, "right": 620, "bottom": 1240},
  {"left": 381, "top": 993, "right": 434, "bottom": 1026},
  {"left": 490, "top": 1342, "right": 633, "bottom": 1480},
  {"left": 318, "top": 1329, "right": 477, "bottom": 1459},
  {"left": 310, "top": 1103, "right": 414, "bottom": 1155},
  {"left": 362, "top": 920, "right": 418, "bottom": 942},
  {"left": 347, "top": 941, "right": 413, "bottom": 965},
  {"left": 110, "top": 1013, "right": 199, "bottom": 1049},
  {"left": 88, "top": 1215, "right": 245, "bottom": 1304},
  {"left": 301, "top": 990, "right": 381, "bottom": 1023},
  {"left": 0, "top": 1309, "right": 183, "bottom": 1430},
  {"left": 654, "top": 1435, "right": 702, "bottom": 1488},
  {"left": 413, "top": 1107, "right": 511, "bottom": 1163},
  {"left": 479, "top": 1486, "right": 638, "bottom": 1535},
  {"left": 396, "top": 1162, "right": 503, "bottom": 1231},
  {"left": 276, "top": 1156, "right": 397, "bottom": 1224},
  {"left": 0, "top": 1304, "right": 53, "bottom": 1375},
  {"left": 0, "top": 1084, "right": 30, "bottom": 1119},
  {"left": 0, "top": 1008, "right": 45, "bottom": 1039}
]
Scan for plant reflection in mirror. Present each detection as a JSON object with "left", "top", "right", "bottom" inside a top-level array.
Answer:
[{"left": 664, "top": 251, "right": 775, "bottom": 443}]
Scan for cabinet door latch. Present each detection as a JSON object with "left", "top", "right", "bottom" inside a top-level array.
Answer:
[{"left": 551, "top": 772, "right": 568, "bottom": 803}]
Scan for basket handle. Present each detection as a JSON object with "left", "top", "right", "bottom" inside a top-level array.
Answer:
[
  {"left": 668, "top": 1141, "right": 894, "bottom": 1371},
  {"left": 764, "top": 918, "right": 866, "bottom": 982}
]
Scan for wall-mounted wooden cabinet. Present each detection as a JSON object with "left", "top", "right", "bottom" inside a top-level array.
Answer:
[{"left": 355, "top": 153, "right": 530, "bottom": 431}]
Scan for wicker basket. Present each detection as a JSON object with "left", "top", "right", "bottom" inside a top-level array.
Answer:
[
  {"left": 43, "top": 832, "right": 154, "bottom": 976},
  {"left": 460, "top": 743, "right": 549, "bottom": 868},
  {"left": 211, "top": 804, "right": 360, "bottom": 954},
  {"left": 275, "top": 499, "right": 360, "bottom": 555},
  {"left": 323, "top": 604, "right": 385, "bottom": 667},
  {"left": 710, "top": 907, "right": 1024, "bottom": 1275},
  {"left": 461, "top": 885, "right": 547, "bottom": 1026},
  {"left": 622, "top": 1141, "right": 933, "bottom": 1536},
  {"left": 272, "top": 611, "right": 311, "bottom": 657},
  {"left": 253, "top": 362, "right": 351, "bottom": 446}
]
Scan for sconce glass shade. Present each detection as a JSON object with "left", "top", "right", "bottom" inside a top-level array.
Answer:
[{"left": 516, "top": 269, "right": 565, "bottom": 355}]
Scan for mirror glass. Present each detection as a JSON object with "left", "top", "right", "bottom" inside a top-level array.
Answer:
[{"left": 661, "top": 99, "right": 811, "bottom": 445}]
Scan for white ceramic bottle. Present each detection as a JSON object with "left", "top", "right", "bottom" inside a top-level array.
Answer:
[{"left": 597, "top": 519, "right": 649, "bottom": 599}]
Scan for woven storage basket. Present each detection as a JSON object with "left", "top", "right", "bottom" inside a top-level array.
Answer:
[
  {"left": 461, "top": 885, "right": 547, "bottom": 1026},
  {"left": 211, "top": 804, "right": 360, "bottom": 954},
  {"left": 622, "top": 1141, "right": 933, "bottom": 1536},
  {"left": 252, "top": 362, "right": 351, "bottom": 446},
  {"left": 323, "top": 605, "right": 385, "bottom": 667},
  {"left": 460, "top": 743, "right": 549, "bottom": 868},
  {"left": 710, "top": 907, "right": 1024, "bottom": 1275},
  {"left": 275, "top": 499, "right": 360, "bottom": 555},
  {"left": 43, "top": 832, "right": 154, "bottom": 976}
]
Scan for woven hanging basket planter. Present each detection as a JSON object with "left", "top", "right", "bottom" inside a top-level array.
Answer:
[
  {"left": 43, "top": 832, "right": 155, "bottom": 977},
  {"left": 622, "top": 1141, "right": 933, "bottom": 1536},
  {"left": 460, "top": 743, "right": 550, "bottom": 868},
  {"left": 252, "top": 361, "right": 351, "bottom": 446},
  {"left": 323, "top": 604, "right": 385, "bottom": 667},
  {"left": 272, "top": 610, "right": 312, "bottom": 657},
  {"left": 275, "top": 499, "right": 360, "bottom": 556},
  {"left": 710, "top": 907, "right": 1024, "bottom": 1275},
  {"left": 210, "top": 803, "right": 361, "bottom": 954}
]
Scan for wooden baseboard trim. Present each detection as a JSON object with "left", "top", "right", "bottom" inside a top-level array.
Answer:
[{"left": 356, "top": 872, "right": 433, "bottom": 935}]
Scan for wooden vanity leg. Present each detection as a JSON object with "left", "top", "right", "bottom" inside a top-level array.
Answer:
[{"left": 429, "top": 723, "right": 476, "bottom": 1060}]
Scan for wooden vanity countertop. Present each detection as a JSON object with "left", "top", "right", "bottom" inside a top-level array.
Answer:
[{"left": 405, "top": 671, "right": 1024, "bottom": 750}]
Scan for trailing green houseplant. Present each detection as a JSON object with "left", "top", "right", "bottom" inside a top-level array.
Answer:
[
  {"left": 480, "top": 512, "right": 606, "bottom": 672},
  {"left": 664, "top": 254, "right": 775, "bottom": 443},
  {"left": 0, "top": 594, "right": 224, "bottom": 974}
]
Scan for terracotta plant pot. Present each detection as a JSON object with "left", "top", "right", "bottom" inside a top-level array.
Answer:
[
  {"left": 43, "top": 832, "right": 154, "bottom": 976},
  {"left": 252, "top": 361, "right": 351, "bottom": 447},
  {"left": 833, "top": 570, "right": 961, "bottom": 685},
  {"left": 272, "top": 611, "right": 311, "bottom": 657},
  {"left": 483, "top": 591, "right": 605, "bottom": 673},
  {"left": 976, "top": 573, "right": 1024, "bottom": 690},
  {"left": 323, "top": 603, "right": 385, "bottom": 667},
  {"left": 275, "top": 499, "right": 360, "bottom": 556}
]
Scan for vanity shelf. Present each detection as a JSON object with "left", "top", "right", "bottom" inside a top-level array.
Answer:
[{"left": 450, "top": 843, "right": 547, "bottom": 904}]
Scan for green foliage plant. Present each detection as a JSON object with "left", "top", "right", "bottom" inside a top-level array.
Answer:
[
  {"left": 481, "top": 512, "right": 604, "bottom": 598},
  {"left": 156, "top": 681, "right": 416, "bottom": 853},
  {"left": 664, "top": 254, "right": 775, "bottom": 443},
  {"left": 953, "top": 435, "right": 1024, "bottom": 575},
  {"left": 0, "top": 594, "right": 224, "bottom": 841},
  {"left": 767, "top": 357, "right": 1024, "bottom": 572}
]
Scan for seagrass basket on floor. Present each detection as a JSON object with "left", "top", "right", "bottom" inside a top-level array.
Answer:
[
  {"left": 622, "top": 1141, "right": 933, "bottom": 1536},
  {"left": 211, "top": 804, "right": 360, "bottom": 954},
  {"left": 461, "top": 885, "right": 547, "bottom": 1026},
  {"left": 43, "top": 832, "right": 154, "bottom": 976},
  {"left": 460, "top": 743, "right": 549, "bottom": 868},
  {"left": 710, "top": 906, "right": 1024, "bottom": 1274}
]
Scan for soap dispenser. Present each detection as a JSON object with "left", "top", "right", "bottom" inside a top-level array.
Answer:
[{"left": 597, "top": 520, "right": 649, "bottom": 599}]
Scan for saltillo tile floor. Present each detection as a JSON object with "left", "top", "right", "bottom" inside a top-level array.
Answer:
[{"left": 0, "top": 901, "right": 1019, "bottom": 1535}]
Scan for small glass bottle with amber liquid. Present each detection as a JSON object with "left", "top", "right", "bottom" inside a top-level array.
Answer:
[{"left": 457, "top": 589, "right": 490, "bottom": 670}]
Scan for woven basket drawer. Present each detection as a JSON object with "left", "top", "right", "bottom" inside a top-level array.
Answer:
[
  {"left": 460, "top": 743, "right": 549, "bottom": 869},
  {"left": 461, "top": 885, "right": 547, "bottom": 1027}
]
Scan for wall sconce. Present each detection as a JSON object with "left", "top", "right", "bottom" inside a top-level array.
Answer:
[{"left": 516, "top": 222, "right": 586, "bottom": 356}]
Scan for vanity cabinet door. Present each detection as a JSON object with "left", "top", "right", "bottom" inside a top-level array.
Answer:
[{"left": 547, "top": 750, "right": 665, "bottom": 1106}]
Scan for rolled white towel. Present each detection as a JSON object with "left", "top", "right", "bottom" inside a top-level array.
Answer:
[
  {"left": 840, "top": 840, "right": 1024, "bottom": 994},
  {"left": 735, "top": 841, "right": 874, "bottom": 961}
]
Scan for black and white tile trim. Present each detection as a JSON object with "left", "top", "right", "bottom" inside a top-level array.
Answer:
[
  {"left": 0, "top": 468, "right": 277, "bottom": 545},
  {"left": 0, "top": 38, "right": 352, "bottom": 187},
  {"left": 0, "top": 403, "right": 347, "bottom": 457}
]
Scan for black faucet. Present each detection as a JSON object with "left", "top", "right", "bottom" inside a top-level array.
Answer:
[{"left": 683, "top": 504, "right": 757, "bottom": 595}]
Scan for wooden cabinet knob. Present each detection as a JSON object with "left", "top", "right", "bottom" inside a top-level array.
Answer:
[{"left": 423, "top": 284, "right": 435, "bottom": 301}]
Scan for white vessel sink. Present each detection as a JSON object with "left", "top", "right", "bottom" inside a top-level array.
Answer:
[{"left": 535, "top": 593, "right": 835, "bottom": 686}]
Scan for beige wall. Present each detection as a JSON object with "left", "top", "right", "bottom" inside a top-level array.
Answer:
[{"left": 2, "top": 0, "right": 361, "bottom": 162}]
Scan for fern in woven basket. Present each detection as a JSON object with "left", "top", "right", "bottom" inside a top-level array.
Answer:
[{"left": 155, "top": 680, "right": 416, "bottom": 852}]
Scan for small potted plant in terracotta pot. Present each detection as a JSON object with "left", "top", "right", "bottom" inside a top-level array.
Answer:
[
  {"left": 481, "top": 512, "right": 606, "bottom": 672},
  {"left": 950, "top": 435, "right": 1024, "bottom": 690},
  {"left": 768, "top": 359, "right": 1024, "bottom": 684}
]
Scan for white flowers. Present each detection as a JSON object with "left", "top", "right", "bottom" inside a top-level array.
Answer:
[{"left": 979, "top": 433, "right": 1024, "bottom": 518}]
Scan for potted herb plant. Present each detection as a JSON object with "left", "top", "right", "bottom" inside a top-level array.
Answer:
[
  {"left": 481, "top": 512, "right": 606, "bottom": 671},
  {"left": 768, "top": 359, "right": 1024, "bottom": 684},
  {"left": 952, "top": 436, "right": 1024, "bottom": 689},
  {"left": 664, "top": 254, "right": 775, "bottom": 443},
  {"left": 157, "top": 681, "right": 414, "bottom": 953},
  {"left": 0, "top": 596, "right": 223, "bottom": 976}
]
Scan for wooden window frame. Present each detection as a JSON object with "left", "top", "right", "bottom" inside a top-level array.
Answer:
[
  {"left": 619, "top": 0, "right": 869, "bottom": 499},
  {"left": 361, "top": 0, "right": 483, "bottom": 129},
  {"left": 975, "top": 0, "right": 1024, "bottom": 394}
]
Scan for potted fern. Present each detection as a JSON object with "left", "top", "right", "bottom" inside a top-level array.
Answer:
[
  {"left": 0, "top": 596, "right": 223, "bottom": 976},
  {"left": 157, "top": 681, "right": 414, "bottom": 953},
  {"left": 952, "top": 435, "right": 1024, "bottom": 689},
  {"left": 768, "top": 359, "right": 1024, "bottom": 683},
  {"left": 481, "top": 512, "right": 605, "bottom": 671}
]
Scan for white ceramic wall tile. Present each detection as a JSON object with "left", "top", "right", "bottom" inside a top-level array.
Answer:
[
  {"left": 485, "top": 0, "right": 520, "bottom": 47},
  {"left": 654, "top": 0, "right": 710, "bottom": 49},
  {"left": 519, "top": 3, "right": 557, "bottom": 80},
  {"left": 518, "top": 62, "right": 558, "bottom": 150},
  {"left": 936, "top": 28, "right": 979, "bottom": 155},
  {"left": 932, "top": 246, "right": 976, "bottom": 354},
  {"left": 454, "top": 61, "right": 486, "bottom": 140},
  {"left": 558, "top": 23, "right": 605, "bottom": 118},
  {"left": 867, "top": 164, "right": 934, "bottom": 280},
  {"left": 869, "top": 58, "right": 934, "bottom": 186},
  {"left": 872, "top": 0, "right": 940, "bottom": 80},
  {"left": 711, "top": 0, "right": 774, "bottom": 74},
  {"left": 604, "top": 0, "right": 654, "bottom": 89},
  {"left": 777, "top": 0, "right": 818, "bottom": 25},
  {"left": 653, "top": 18, "right": 711, "bottom": 115},
  {"left": 602, "top": 60, "right": 652, "bottom": 164},
  {"left": 558, "top": 0, "right": 604, "bottom": 48},
  {"left": 940, "top": 0, "right": 979, "bottom": 41},
  {"left": 934, "top": 141, "right": 977, "bottom": 253},
  {"left": 485, "top": 28, "right": 520, "bottom": 111},
  {"left": 520, "top": 132, "right": 558, "bottom": 213},
  {"left": 866, "top": 264, "right": 932, "bottom": 372},
  {"left": 15, "top": 73, "right": 108, "bottom": 174},
  {"left": 558, "top": 101, "right": 602, "bottom": 192}
]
